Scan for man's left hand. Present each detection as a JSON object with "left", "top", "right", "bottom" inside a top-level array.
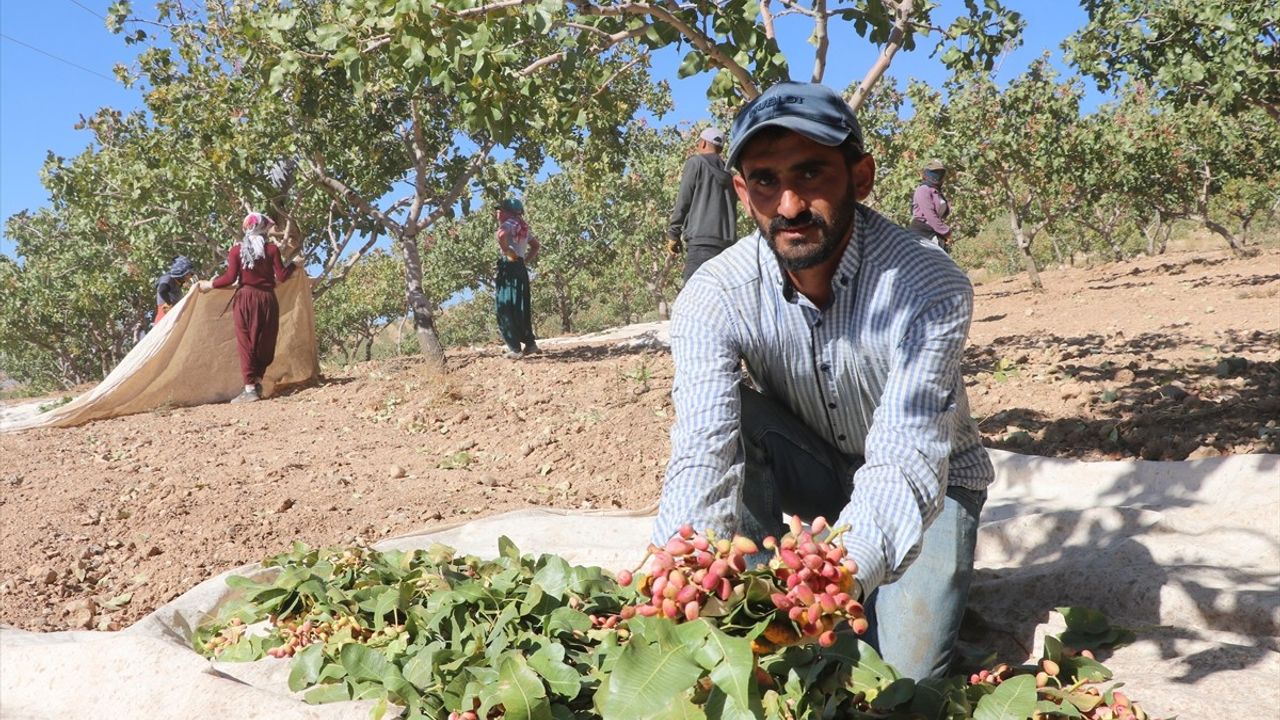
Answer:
[{"left": 666, "top": 236, "right": 683, "bottom": 256}]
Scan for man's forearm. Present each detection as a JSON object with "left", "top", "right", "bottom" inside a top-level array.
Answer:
[
  {"left": 838, "top": 456, "right": 948, "bottom": 597},
  {"left": 653, "top": 278, "right": 745, "bottom": 544}
]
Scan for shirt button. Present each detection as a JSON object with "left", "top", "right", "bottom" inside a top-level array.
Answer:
[
  {"left": 839, "top": 276, "right": 849, "bottom": 286},
  {"left": 838, "top": 434, "right": 847, "bottom": 442},
  {"left": 814, "top": 319, "right": 823, "bottom": 328},
  {"left": 827, "top": 402, "right": 836, "bottom": 409},
  {"left": 820, "top": 363, "right": 830, "bottom": 371}
]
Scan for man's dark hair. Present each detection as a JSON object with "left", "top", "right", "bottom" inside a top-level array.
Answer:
[{"left": 731, "top": 126, "right": 865, "bottom": 171}]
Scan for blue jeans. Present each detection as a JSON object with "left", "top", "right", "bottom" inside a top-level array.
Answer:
[{"left": 737, "top": 385, "right": 984, "bottom": 680}]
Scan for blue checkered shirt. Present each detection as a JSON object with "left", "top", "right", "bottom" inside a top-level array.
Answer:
[{"left": 653, "top": 204, "right": 994, "bottom": 596}]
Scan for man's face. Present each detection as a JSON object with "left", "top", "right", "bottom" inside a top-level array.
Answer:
[{"left": 732, "top": 131, "right": 874, "bottom": 271}]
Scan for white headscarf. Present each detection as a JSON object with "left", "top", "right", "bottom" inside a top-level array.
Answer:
[{"left": 240, "top": 212, "right": 271, "bottom": 269}]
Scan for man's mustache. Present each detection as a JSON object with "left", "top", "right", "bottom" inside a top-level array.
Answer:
[{"left": 769, "top": 211, "right": 829, "bottom": 235}]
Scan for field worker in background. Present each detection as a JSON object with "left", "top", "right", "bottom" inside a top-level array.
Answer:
[
  {"left": 154, "top": 255, "right": 195, "bottom": 325},
  {"left": 909, "top": 159, "right": 953, "bottom": 252},
  {"left": 652, "top": 82, "right": 993, "bottom": 681},
  {"left": 666, "top": 126, "right": 738, "bottom": 281},
  {"left": 495, "top": 198, "right": 541, "bottom": 359},
  {"left": 197, "top": 212, "right": 297, "bottom": 403}
]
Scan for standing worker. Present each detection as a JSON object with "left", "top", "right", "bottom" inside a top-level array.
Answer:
[
  {"left": 909, "top": 159, "right": 953, "bottom": 252},
  {"left": 197, "top": 212, "right": 297, "bottom": 403},
  {"left": 666, "top": 126, "right": 738, "bottom": 281},
  {"left": 653, "top": 83, "right": 992, "bottom": 681},
  {"left": 153, "top": 255, "right": 195, "bottom": 325},
  {"left": 495, "top": 198, "right": 541, "bottom": 359}
]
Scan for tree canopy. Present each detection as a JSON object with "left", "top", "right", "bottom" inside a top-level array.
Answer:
[{"left": 2, "top": 0, "right": 1275, "bottom": 387}]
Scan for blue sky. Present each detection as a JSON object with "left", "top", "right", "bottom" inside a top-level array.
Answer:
[{"left": 0, "top": 1, "right": 1095, "bottom": 256}]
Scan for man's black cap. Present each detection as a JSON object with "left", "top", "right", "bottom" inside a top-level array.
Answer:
[{"left": 727, "top": 81, "right": 864, "bottom": 170}]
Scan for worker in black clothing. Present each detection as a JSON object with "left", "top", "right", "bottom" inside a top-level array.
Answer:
[{"left": 666, "top": 127, "right": 738, "bottom": 282}]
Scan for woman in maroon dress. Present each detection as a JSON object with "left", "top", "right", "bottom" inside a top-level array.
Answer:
[{"left": 198, "top": 212, "right": 297, "bottom": 403}]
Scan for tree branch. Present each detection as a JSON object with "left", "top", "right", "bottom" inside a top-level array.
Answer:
[
  {"left": 564, "top": 21, "right": 616, "bottom": 40},
  {"left": 448, "top": 0, "right": 539, "bottom": 18},
  {"left": 572, "top": 0, "right": 760, "bottom": 98},
  {"left": 406, "top": 98, "right": 432, "bottom": 233},
  {"left": 845, "top": 0, "right": 913, "bottom": 111},
  {"left": 811, "top": 0, "right": 829, "bottom": 83},
  {"left": 591, "top": 55, "right": 647, "bottom": 99},
  {"left": 420, "top": 142, "right": 496, "bottom": 247},
  {"left": 305, "top": 155, "right": 405, "bottom": 239},
  {"left": 315, "top": 227, "right": 382, "bottom": 298},
  {"left": 776, "top": 0, "right": 816, "bottom": 18},
  {"left": 519, "top": 25, "right": 648, "bottom": 75},
  {"left": 760, "top": 0, "right": 777, "bottom": 40}
]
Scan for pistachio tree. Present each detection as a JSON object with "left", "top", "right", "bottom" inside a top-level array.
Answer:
[
  {"left": 0, "top": 107, "right": 236, "bottom": 388},
  {"left": 946, "top": 58, "right": 1085, "bottom": 288},
  {"left": 110, "top": 1, "right": 415, "bottom": 287},
  {"left": 1107, "top": 86, "right": 1279, "bottom": 256},
  {"left": 1061, "top": 108, "right": 1144, "bottom": 262},
  {"left": 859, "top": 76, "right": 998, "bottom": 244},
  {"left": 314, "top": 250, "right": 407, "bottom": 363},
  {"left": 1068, "top": 0, "right": 1279, "bottom": 121},
  {"left": 188, "top": 0, "right": 666, "bottom": 368},
  {"left": 1215, "top": 175, "right": 1280, "bottom": 246},
  {"left": 0, "top": 208, "right": 151, "bottom": 389}
]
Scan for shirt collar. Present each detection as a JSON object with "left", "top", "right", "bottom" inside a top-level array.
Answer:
[{"left": 763, "top": 204, "right": 865, "bottom": 304}]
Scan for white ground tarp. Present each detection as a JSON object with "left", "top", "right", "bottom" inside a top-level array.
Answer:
[
  {"left": 0, "top": 278, "right": 318, "bottom": 433},
  {"left": 2, "top": 450, "right": 1278, "bottom": 719}
]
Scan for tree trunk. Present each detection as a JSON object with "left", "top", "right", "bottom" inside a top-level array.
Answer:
[
  {"left": 556, "top": 279, "right": 573, "bottom": 333},
  {"left": 398, "top": 315, "right": 411, "bottom": 354},
  {"left": 647, "top": 267, "right": 673, "bottom": 321},
  {"left": 1101, "top": 207, "right": 1125, "bottom": 262},
  {"left": 1019, "top": 242, "right": 1043, "bottom": 290},
  {"left": 1008, "top": 210, "right": 1043, "bottom": 290},
  {"left": 364, "top": 337, "right": 373, "bottom": 362},
  {"left": 1003, "top": 207, "right": 1044, "bottom": 288},
  {"left": 1143, "top": 210, "right": 1171, "bottom": 255},
  {"left": 398, "top": 234, "right": 445, "bottom": 370},
  {"left": 559, "top": 302, "right": 572, "bottom": 334},
  {"left": 1105, "top": 235, "right": 1124, "bottom": 263},
  {"left": 1195, "top": 215, "right": 1247, "bottom": 256}
]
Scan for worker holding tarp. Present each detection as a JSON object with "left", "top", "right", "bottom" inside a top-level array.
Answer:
[
  {"left": 153, "top": 256, "right": 195, "bottom": 325},
  {"left": 197, "top": 212, "right": 298, "bottom": 403}
]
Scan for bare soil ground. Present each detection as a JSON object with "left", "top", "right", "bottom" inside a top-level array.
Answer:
[{"left": 2, "top": 248, "right": 1277, "bottom": 633}]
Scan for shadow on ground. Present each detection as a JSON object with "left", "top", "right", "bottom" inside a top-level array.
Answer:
[
  {"left": 964, "top": 329, "right": 1279, "bottom": 460},
  {"left": 959, "top": 453, "right": 1280, "bottom": 691}
]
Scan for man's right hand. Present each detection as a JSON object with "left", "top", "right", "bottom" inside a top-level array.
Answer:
[{"left": 666, "top": 236, "right": 683, "bottom": 257}]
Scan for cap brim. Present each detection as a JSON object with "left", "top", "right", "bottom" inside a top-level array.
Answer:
[{"left": 727, "top": 117, "right": 852, "bottom": 170}]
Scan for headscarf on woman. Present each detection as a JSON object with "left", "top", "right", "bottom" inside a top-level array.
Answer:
[{"left": 239, "top": 212, "right": 274, "bottom": 269}]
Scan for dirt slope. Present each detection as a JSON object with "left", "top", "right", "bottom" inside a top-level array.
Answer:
[{"left": 1, "top": 248, "right": 1276, "bottom": 632}]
